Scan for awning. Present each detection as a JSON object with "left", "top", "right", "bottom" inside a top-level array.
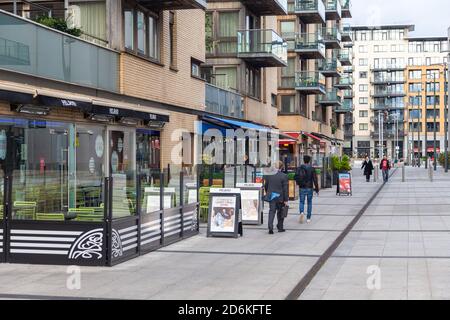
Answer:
[
  {"left": 203, "top": 115, "right": 270, "bottom": 132},
  {"left": 303, "top": 132, "right": 322, "bottom": 141},
  {"left": 37, "top": 95, "right": 92, "bottom": 112},
  {"left": 415, "top": 147, "right": 441, "bottom": 153},
  {"left": 0, "top": 89, "right": 35, "bottom": 104},
  {"left": 91, "top": 103, "right": 169, "bottom": 122}
]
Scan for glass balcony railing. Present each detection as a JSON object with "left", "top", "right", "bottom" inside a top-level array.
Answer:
[
  {"left": 341, "top": 0, "right": 352, "bottom": 18},
  {"left": 371, "top": 76, "right": 405, "bottom": 84},
  {"left": 205, "top": 84, "right": 244, "bottom": 120},
  {"left": 341, "top": 24, "right": 353, "bottom": 41},
  {"left": 323, "top": 27, "right": 342, "bottom": 43},
  {"left": 318, "top": 58, "right": 339, "bottom": 74},
  {"left": 371, "top": 89, "right": 406, "bottom": 97},
  {"left": 237, "top": 29, "right": 287, "bottom": 67},
  {"left": 338, "top": 50, "right": 352, "bottom": 62},
  {"left": 343, "top": 89, "right": 353, "bottom": 98},
  {"left": 295, "top": 71, "right": 325, "bottom": 92},
  {"left": 0, "top": 10, "right": 119, "bottom": 92},
  {"left": 295, "top": 32, "right": 325, "bottom": 58},
  {"left": 325, "top": 0, "right": 342, "bottom": 17},
  {"left": 370, "top": 62, "right": 406, "bottom": 70},
  {"left": 371, "top": 103, "right": 405, "bottom": 110},
  {"left": 318, "top": 89, "right": 342, "bottom": 104},
  {"left": 294, "top": 0, "right": 326, "bottom": 23},
  {"left": 336, "top": 76, "right": 353, "bottom": 87}
]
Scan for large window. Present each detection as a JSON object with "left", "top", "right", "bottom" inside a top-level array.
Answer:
[
  {"left": 280, "top": 95, "right": 297, "bottom": 114},
  {"left": 246, "top": 65, "right": 261, "bottom": 99},
  {"left": 123, "top": 6, "right": 160, "bottom": 61},
  {"left": 217, "top": 11, "right": 239, "bottom": 55},
  {"left": 215, "top": 66, "right": 237, "bottom": 90},
  {"left": 281, "top": 57, "right": 295, "bottom": 88}
]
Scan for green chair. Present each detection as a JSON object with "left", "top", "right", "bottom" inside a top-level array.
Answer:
[
  {"left": 76, "top": 213, "right": 104, "bottom": 222},
  {"left": 199, "top": 187, "right": 210, "bottom": 223},
  {"left": 13, "top": 201, "right": 37, "bottom": 220},
  {"left": 36, "top": 213, "right": 65, "bottom": 221},
  {"left": 70, "top": 208, "right": 104, "bottom": 222},
  {"left": 0, "top": 205, "right": 3, "bottom": 220}
]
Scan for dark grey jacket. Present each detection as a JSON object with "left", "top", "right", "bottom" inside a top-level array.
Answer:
[
  {"left": 294, "top": 164, "right": 319, "bottom": 193},
  {"left": 264, "top": 171, "right": 289, "bottom": 203}
]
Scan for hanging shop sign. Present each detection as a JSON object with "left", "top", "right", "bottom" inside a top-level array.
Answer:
[
  {"left": 337, "top": 173, "right": 352, "bottom": 196},
  {"left": 37, "top": 95, "right": 93, "bottom": 111},
  {"left": 0, "top": 130, "right": 6, "bottom": 160},
  {"left": 236, "top": 183, "right": 263, "bottom": 225},
  {"left": 90, "top": 104, "right": 169, "bottom": 123},
  {"left": 207, "top": 188, "right": 242, "bottom": 238}
]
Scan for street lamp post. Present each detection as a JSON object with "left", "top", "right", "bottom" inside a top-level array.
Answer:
[
  {"left": 445, "top": 61, "right": 449, "bottom": 172},
  {"left": 417, "top": 91, "right": 421, "bottom": 166},
  {"left": 433, "top": 73, "right": 438, "bottom": 171},
  {"left": 424, "top": 81, "right": 428, "bottom": 169}
]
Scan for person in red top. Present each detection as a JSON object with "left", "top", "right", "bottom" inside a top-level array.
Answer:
[{"left": 380, "top": 155, "right": 391, "bottom": 182}]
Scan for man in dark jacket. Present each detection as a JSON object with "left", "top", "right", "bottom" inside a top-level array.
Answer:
[
  {"left": 294, "top": 155, "right": 319, "bottom": 224},
  {"left": 264, "top": 161, "right": 289, "bottom": 234}
]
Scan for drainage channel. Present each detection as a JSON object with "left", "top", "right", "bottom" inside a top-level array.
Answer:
[{"left": 285, "top": 169, "right": 397, "bottom": 300}]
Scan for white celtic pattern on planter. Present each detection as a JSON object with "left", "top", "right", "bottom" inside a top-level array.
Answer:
[
  {"left": 68, "top": 229, "right": 103, "bottom": 260},
  {"left": 111, "top": 229, "right": 123, "bottom": 258},
  {"left": 191, "top": 209, "right": 198, "bottom": 231}
]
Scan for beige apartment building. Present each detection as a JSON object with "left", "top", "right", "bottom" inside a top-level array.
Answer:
[
  {"left": 351, "top": 25, "right": 447, "bottom": 161},
  {"left": 276, "top": 0, "right": 353, "bottom": 168}
]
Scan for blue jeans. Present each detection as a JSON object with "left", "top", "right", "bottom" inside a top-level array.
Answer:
[{"left": 299, "top": 188, "right": 314, "bottom": 219}]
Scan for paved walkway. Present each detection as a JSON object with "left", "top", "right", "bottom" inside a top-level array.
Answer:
[
  {"left": 0, "top": 166, "right": 449, "bottom": 300},
  {"left": 301, "top": 166, "right": 450, "bottom": 300}
]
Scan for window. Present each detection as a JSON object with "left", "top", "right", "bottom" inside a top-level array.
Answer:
[
  {"left": 359, "top": 110, "right": 368, "bottom": 117},
  {"left": 359, "top": 84, "right": 368, "bottom": 92},
  {"left": 215, "top": 67, "right": 237, "bottom": 90},
  {"left": 123, "top": 7, "right": 160, "bottom": 61},
  {"left": 280, "top": 57, "right": 295, "bottom": 88},
  {"left": 359, "top": 71, "right": 367, "bottom": 79},
  {"left": 359, "top": 97, "right": 368, "bottom": 104},
  {"left": 359, "top": 123, "right": 369, "bottom": 131},
  {"left": 361, "top": 32, "right": 367, "bottom": 41},
  {"left": 426, "top": 82, "right": 440, "bottom": 92},
  {"left": 124, "top": 9, "right": 134, "bottom": 50},
  {"left": 426, "top": 69, "right": 440, "bottom": 80},
  {"left": 359, "top": 59, "right": 368, "bottom": 66},
  {"left": 408, "top": 83, "right": 422, "bottom": 92},
  {"left": 426, "top": 109, "right": 440, "bottom": 118},
  {"left": 191, "top": 58, "right": 201, "bottom": 78},
  {"left": 280, "top": 95, "right": 297, "bottom": 114},
  {"left": 246, "top": 65, "right": 261, "bottom": 99},
  {"left": 359, "top": 45, "right": 367, "bottom": 53},
  {"left": 271, "top": 94, "right": 277, "bottom": 108},
  {"left": 409, "top": 70, "right": 422, "bottom": 79},
  {"left": 169, "top": 12, "right": 176, "bottom": 67},
  {"left": 426, "top": 96, "right": 440, "bottom": 105},
  {"left": 217, "top": 11, "right": 239, "bottom": 54},
  {"left": 280, "top": 21, "right": 295, "bottom": 38}
]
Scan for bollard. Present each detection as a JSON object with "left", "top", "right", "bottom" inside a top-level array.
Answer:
[
  {"left": 402, "top": 164, "right": 405, "bottom": 182},
  {"left": 429, "top": 159, "right": 433, "bottom": 182},
  {"left": 374, "top": 164, "right": 378, "bottom": 182}
]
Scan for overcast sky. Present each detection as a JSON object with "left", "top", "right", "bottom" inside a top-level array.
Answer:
[{"left": 350, "top": 0, "right": 450, "bottom": 37}]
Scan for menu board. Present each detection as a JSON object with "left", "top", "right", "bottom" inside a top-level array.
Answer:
[
  {"left": 338, "top": 173, "right": 352, "bottom": 196},
  {"left": 210, "top": 196, "right": 237, "bottom": 233}
]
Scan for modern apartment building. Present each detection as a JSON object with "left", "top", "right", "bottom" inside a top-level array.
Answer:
[
  {"left": 202, "top": 0, "right": 288, "bottom": 127},
  {"left": 351, "top": 25, "right": 447, "bottom": 160},
  {"left": 276, "top": 0, "right": 353, "bottom": 168},
  {"left": 407, "top": 63, "right": 447, "bottom": 160},
  {"left": 0, "top": 0, "right": 207, "bottom": 266}
]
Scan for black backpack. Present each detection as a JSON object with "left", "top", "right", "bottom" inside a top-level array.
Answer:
[{"left": 295, "top": 166, "right": 307, "bottom": 186}]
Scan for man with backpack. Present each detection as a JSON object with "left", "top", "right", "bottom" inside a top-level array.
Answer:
[{"left": 294, "top": 155, "right": 319, "bottom": 224}]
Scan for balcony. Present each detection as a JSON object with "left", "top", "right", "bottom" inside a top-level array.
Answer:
[
  {"left": 205, "top": 84, "right": 244, "bottom": 119},
  {"left": 0, "top": 10, "right": 119, "bottom": 92},
  {"left": 137, "top": 0, "right": 206, "bottom": 10},
  {"left": 294, "top": 32, "right": 325, "bottom": 59},
  {"left": 344, "top": 128, "right": 354, "bottom": 138},
  {"left": 341, "top": 0, "right": 352, "bottom": 18},
  {"left": 334, "top": 76, "right": 353, "bottom": 90},
  {"left": 343, "top": 89, "right": 353, "bottom": 98},
  {"left": 294, "top": 0, "right": 326, "bottom": 24},
  {"left": 325, "top": 0, "right": 342, "bottom": 20},
  {"left": 295, "top": 71, "right": 326, "bottom": 94},
  {"left": 341, "top": 24, "right": 352, "bottom": 42},
  {"left": 237, "top": 29, "right": 287, "bottom": 67},
  {"left": 338, "top": 50, "right": 352, "bottom": 66},
  {"left": 370, "top": 76, "right": 405, "bottom": 85},
  {"left": 334, "top": 99, "right": 353, "bottom": 113},
  {"left": 371, "top": 115, "right": 405, "bottom": 123},
  {"left": 371, "top": 89, "right": 406, "bottom": 98},
  {"left": 343, "top": 66, "right": 354, "bottom": 73},
  {"left": 318, "top": 89, "right": 342, "bottom": 106},
  {"left": 240, "top": 0, "right": 288, "bottom": 16},
  {"left": 322, "top": 27, "right": 342, "bottom": 49},
  {"left": 371, "top": 130, "right": 406, "bottom": 138},
  {"left": 370, "top": 63, "right": 406, "bottom": 71},
  {"left": 344, "top": 114, "right": 354, "bottom": 124},
  {"left": 371, "top": 104, "right": 405, "bottom": 111},
  {"left": 318, "top": 59, "right": 341, "bottom": 77}
]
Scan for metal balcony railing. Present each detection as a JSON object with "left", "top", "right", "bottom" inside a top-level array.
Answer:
[
  {"left": 237, "top": 29, "right": 287, "bottom": 67},
  {"left": 205, "top": 83, "right": 244, "bottom": 119}
]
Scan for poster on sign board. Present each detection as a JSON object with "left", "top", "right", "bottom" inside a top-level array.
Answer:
[{"left": 338, "top": 173, "right": 352, "bottom": 196}]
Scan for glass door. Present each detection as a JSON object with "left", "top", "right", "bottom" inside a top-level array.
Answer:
[{"left": 107, "top": 127, "right": 136, "bottom": 219}]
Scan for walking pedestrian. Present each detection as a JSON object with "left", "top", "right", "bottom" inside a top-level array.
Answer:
[
  {"left": 295, "top": 155, "right": 319, "bottom": 224},
  {"left": 380, "top": 155, "right": 391, "bottom": 182},
  {"left": 361, "top": 156, "right": 374, "bottom": 182},
  {"left": 264, "top": 161, "right": 288, "bottom": 234}
]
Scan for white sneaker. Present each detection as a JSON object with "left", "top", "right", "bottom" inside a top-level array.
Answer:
[
  {"left": 306, "top": 219, "right": 311, "bottom": 223},
  {"left": 299, "top": 213, "right": 305, "bottom": 224}
]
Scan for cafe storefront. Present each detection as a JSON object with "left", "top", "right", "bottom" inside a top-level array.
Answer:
[{"left": 0, "top": 89, "right": 199, "bottom": 266}]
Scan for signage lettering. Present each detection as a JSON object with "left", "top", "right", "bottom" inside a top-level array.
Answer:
[
  {"left": 61, "top": 99, "right": 77, "bottom": 107},
  {"left": 109, "top": 108, "right": 119, "bottom": 115}
]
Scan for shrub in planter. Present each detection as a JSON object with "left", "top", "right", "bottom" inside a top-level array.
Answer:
[
  {"left": 340, "top": 155, "right": 352, "bottom": 172},
  {"left": 35, "top": 16, "right": 82, "bottom": 37},
  {"left": 438, "top": 152, "right": 450, "bottom": 167}
]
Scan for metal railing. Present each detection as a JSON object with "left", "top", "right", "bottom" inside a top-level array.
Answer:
[{"left": 237, "top": 29, "right": 287, "bottom": 64}]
